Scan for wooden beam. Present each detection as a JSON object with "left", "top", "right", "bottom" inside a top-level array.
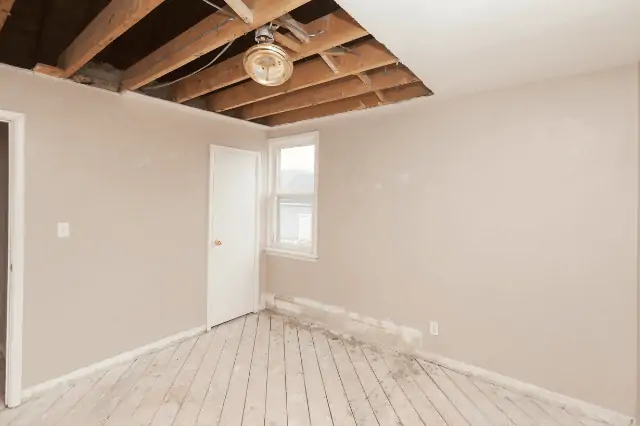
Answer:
[
  {"left": 204, "top": 39, "right": 395, "bottom": 111},
  {"left": 356, "top": 72, "right": 384, "bottom": 102},
  {"left": 223, "top": 0, "right": 253, "bottom": 24},
  {"left": 33, "top": 63, "right": 65, "bottom": 78},
  {"left": 261, "top": 82, "right": 431, "bottom": 126},
  {"left": 238, "top": 66, "right": 418, "bottom": 120},
  {"left": 275, "top": 14, "right": 310, "bottom": 42},
  {"left": 121, "top": 0, "right": 313, "bottom": 91},
  {"left": 274, "top": 32, "right": 303, "bottom": 52},
  {"left": 171, "top": 9, "right": 367, "bottom": 103},
  {"left": 0, "top": 0, "right": 15, "bottom": 34},
  {"left": 261, "top": 93, "right": 379, "bottom": 126},
  {"left": 57, "top": 0, "right": 165, "bottom": 78},
  {"left": 320, "top": 54, "right": 339, "bottom": 73},
  {"left": 287, "top": 10, "right": 366, "bottom": 60}
]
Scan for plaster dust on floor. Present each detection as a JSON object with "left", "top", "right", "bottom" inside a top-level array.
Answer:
[
  {"left": 264, "top": 293, "right": 425, "bottom": 353},
  {"left": 264, "top": 293, "right": 634, "bottom": 426}
]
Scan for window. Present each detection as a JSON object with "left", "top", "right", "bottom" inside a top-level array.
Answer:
[{"left": 267, "top": 132, "right": 318, "bottom": 259}]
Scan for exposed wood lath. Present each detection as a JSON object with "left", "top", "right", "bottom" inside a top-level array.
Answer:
[{"left": 0, "top": 0, "right": 432, "bottom": 126}]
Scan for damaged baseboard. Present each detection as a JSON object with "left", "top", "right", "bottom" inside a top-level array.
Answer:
[
  {"left": 262, "top": 293, "right": 423, "bottom": 353},
  {"left": 263, "top": 293, "right": 634, "bottom": 426}
]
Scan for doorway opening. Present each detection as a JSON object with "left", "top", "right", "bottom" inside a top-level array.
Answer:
[
  {"left": 0, "top": 110, "right": 25, "bottom": 409},
  {"left": 0, "top": 122, "right": 7, "bottom": 406}
]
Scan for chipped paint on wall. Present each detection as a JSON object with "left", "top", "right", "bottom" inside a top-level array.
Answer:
[{"left": 264, "top": 293, "right": 424, "bottom": 352}]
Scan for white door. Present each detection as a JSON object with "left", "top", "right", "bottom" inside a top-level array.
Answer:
[{"left": 208, "top": 145, "right": 259, "bottom": 329}]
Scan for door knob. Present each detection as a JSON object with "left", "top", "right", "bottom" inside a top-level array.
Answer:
[{"left": 214, "top": 240, "right": 222, "bottom": 246}]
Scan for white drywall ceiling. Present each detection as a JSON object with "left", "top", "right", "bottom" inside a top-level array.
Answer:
[{"left": 337, "top": 0, "right": 640, "bottom": 98}]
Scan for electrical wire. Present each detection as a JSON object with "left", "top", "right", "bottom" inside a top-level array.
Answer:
[
  {"left": 142, "top": 39, "right": 235, "bottom": 90},
  {"left": 199, "top": 0, "right": 237, "bottom": 18},
  {"left": 142, "top": 0, "right": 237, "bottom": 91}
]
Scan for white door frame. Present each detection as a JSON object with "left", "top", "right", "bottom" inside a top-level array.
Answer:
[
  {"left": 207, "top": 144, "right": 261, "bottom": 330},
  {"left": 1, "top": 110, "right": 25, "bottom": 408}
]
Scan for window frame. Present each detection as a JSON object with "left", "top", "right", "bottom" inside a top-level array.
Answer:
[{"left": 266, "top": 131, "right": 319, "bottom": 260}]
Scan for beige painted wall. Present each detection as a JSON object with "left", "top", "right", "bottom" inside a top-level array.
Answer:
[
  {"left": 0, "top": 65, "right": 267, "bottom": 388},
  {"left": 0, "top": 122, "right": 7, "bottom": 356},
  {"left": 268, "top": 65, "right": 639, "bottom": 415}
]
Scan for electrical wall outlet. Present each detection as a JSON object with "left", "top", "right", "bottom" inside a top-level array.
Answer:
[
  {"left": 429, "top": 321, "right": 439, "bottom": 336},
  {"left": 57, "top": 222, "right": 70, "bottom": 238}
]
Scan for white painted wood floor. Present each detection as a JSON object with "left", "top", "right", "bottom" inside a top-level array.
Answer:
[{"left": 0, "top": 312, "right": 615, "bottom": 426}]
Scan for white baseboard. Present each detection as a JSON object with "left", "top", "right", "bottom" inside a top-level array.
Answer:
[
  {"left": 264, "top": 293, "right": 634, "bottom": 426},
  {"left": 415, "top": 350, "right": 634, "bottom": 426},
  {"left": 22, "top": 325, "right": 206, "bottom": 401}
]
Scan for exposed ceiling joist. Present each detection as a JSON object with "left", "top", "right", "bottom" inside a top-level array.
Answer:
[
  {"left": 205, "top": 39, "right": 396, "bottom": 112},
  {"left": 276, "top": 13, "right": 310, "bottom": 42},
  {"left": 261, "top": 82, "right": 431, "bottom": 126},
  {"left": 263, "top": 93, "right": 380, "bottom": 126},
  {"left": 0, "top": 0, "right": 15, "bottom": 34},
  {"left": 274, "top": 32, "right": 303, "bottom": 52},
  {"left": 33, "top": 63, "right": 65, "bottom": 78},
  {"left": 320, "top": 54, "right": 339, "bottom": 73},
  {"left": 288, "top": 9, "right": 365, "bottom": 58},
  {"left": 171, "top": 9, "right": 367, "bottom": 103},
  {"left": 237, "top": 66, "right": 418, "bottom": 120},
  {"left": 222, "top": 0, "right": 254, "bottom": 24},
  {"left": 56, "top": 0, "right": 165, "bottom": 79},
  {"left": 120, "top": 0, "right": 313, "bottom": 91}
]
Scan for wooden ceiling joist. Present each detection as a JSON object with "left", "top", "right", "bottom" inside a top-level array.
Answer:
[
  {"left": 274, "top": 32, "right": 303, "bottom": 52},
  {"left": 171, "top": 9, "right": 367, "bottom": 103},
  {"left": 120, "top": 0, "right": 313, "bottom": 91},
  {"left": 33, "top": 63, "right": 66, "bottom": 78},
  {"left": 0, "top": 0, "right": 15, "bottom": 34},
  {"left": 223, "top": 0, "right": 254, "bottom": 24},
  {"left": 204, "top": 39, "right": 396, "bottom": 112},
  {"left": 261, "top": 82, "right": 431, "bottom": 126},
  {"left": 237, "top": 66, "right": 418, "bottom": 120},
  {"left": 56, "top": 0, "right": 165, "bottom": 79},
  {"left": 319, "top": 54, "right": 339, "bottom": 73}
]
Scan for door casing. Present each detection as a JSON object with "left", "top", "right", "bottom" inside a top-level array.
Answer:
[{"left": 1, "top": 110, "right": 25, "bottom": 408}]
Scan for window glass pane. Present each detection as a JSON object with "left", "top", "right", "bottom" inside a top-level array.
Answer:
[
  {"left": 277, "top": 198, "right": 313, "bottom": 246},
  {"left": 278, "top": 145, "right": 315, "bottom": 194}
]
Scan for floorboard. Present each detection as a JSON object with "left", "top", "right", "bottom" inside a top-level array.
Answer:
[
  {"left": 312, "top": 330, "right": 356, "bottom": 426},
  {"left": 150, "top": 331, "right": 216, "bottom": 426},
  {"left": 173, "top": 322, "right": 229, "bottom": 426},
  {"left": 362, "top": 347, "right": 423, "bottom": 426},
  {"left": 266, "top": 315, "right": 287, "bottom": 426},
  {"left": 299, "top": 328, "right": 333, "bottom": 426},
  {"left": 329, "top": 338, "right": 378, "bottom": 426},
  {"left": 472, "top": 378, "right": 534, "bottom": 426},
  {"left": 0, "top": 311, "right": 618, "bottom": 426},
  {"left": 242, "top": 312, "right": 270, "bottom": 426},
  {"left": 219, "top": 314, "right": 258, "bottom": 426},
  {"left": 196, "top": 316, "right": 246, "bottom": 426},
  {"left": 345, "top": 343, "right": 400, "bottom": 426},
  {"left": 379, "top": 350, "right": 446, "bottom": 426},
  {"left": 284, "top": 320, "right": 311, "bottom": 426}
]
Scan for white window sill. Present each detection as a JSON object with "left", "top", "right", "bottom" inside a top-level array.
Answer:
[{"left": 265, "top": 247, "right": 318, "bottom": 262}]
